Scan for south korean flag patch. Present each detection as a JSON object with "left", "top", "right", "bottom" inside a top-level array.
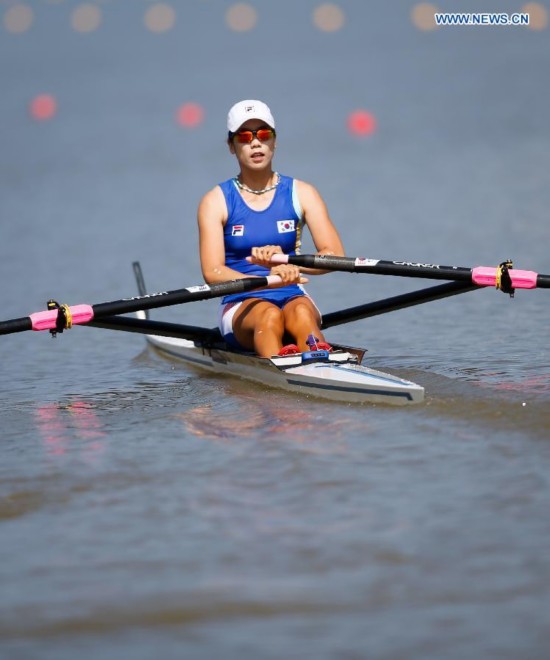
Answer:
[{"left": 277, "top": 220, "right": 295, "bottom": 234}]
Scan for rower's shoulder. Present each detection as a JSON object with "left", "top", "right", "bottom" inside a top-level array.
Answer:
[
  {"left": 199, "top": 183, "right": 224, "bottom": 201},
  {"left": 198, "top": 184, "right": 226, "bottom": 209},
  {"left": 197, "top": 185, "right": 228, "bottom": 222},
  {"left": 292, "top": 178, "right": 325, "bottom": 203},
  {"left": 292, "top": 177, "right": 320, "bottom": 192}
]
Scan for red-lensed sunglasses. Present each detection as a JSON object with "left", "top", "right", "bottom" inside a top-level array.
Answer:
[{"left": 230, "top": 127, "right": 276, "bottom": 144}]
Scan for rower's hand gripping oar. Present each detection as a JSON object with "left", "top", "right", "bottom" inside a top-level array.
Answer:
[
  {"left": 268, "top": 254, "right": 550, "bottom": 294},
  {"left": 0, "top": 275, "right": 282, "bottom": 336}
]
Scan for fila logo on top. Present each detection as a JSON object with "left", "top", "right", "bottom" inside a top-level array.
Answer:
[
  {"left": 232, "top": 225, "right": 245, "bottom": 236},
  {"left": 277, "top": 220, "right": 295, "bottom": 233}
]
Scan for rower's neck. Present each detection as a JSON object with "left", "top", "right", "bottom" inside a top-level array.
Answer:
[{"left": 238, "top": 168, "right": 276, "bottom": 190}]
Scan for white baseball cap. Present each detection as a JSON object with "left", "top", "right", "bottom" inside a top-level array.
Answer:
[{"left": 227, "top": 100, "right": 275, "bottom": 133}]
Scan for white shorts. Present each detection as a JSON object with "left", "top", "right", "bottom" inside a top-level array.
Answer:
[{"left": 218, "top": 293, "right": 321, "bottom": 350}]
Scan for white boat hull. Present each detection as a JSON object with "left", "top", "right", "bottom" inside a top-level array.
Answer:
[{"left": 144, "top": 334, "right": 424, "bottom": 405}]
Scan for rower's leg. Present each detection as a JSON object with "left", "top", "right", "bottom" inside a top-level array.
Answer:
[
  {"left": 232, "top": 299, "right": 285, "bottom": 357},
  {"left": 282, "top": 297, "right": 324, "bottom": 352}
]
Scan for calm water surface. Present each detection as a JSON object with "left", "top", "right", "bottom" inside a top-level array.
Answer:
[{"left": 1, "top": 3, "right": 550, "bottom": 658}]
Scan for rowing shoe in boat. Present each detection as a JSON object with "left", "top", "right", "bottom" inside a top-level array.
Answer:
[{"left": 131, "top": 265, "right": 424, "bottom": 405}]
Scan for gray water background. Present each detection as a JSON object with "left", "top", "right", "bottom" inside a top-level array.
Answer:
[{"left": 1, "top": 2, "right": 549, "bottom": 658}]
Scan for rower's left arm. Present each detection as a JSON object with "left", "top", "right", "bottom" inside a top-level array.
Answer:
[{"left": 297, "top": 180, "right": 345, "bottom": 274}]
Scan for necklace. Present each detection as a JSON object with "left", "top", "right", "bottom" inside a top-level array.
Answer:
[{"left": 234, "top": 172, "right": 280, "bottom": 195}]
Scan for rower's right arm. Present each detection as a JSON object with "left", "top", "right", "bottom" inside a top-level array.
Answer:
[{"left": 198, "top": 186, "right": 244, "bottom": 284}]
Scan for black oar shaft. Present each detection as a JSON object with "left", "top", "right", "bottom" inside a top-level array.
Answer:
[
  {"left": 284, "top": 254, "right": 474, "bottom": 280},
  {"left": 91, "top": 277, "right": 271, "bottom": 317},
  {"left": 322, "top": 282, "right": 479, "bottom": 329},
  {"left": 0, "top": 317, "right": 32, "bottom": 335},
  {"left": 88, "top": 316, "right": 223, "bottom": 343},
  {"left": 0, "top": 276, "right": 274, "bottom": 336},
  {"left": 277, "top": 254, "right": 550, "bottom": 290}
]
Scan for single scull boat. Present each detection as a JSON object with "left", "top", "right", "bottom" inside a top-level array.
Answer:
[
  {"left": 142, "top": 330, "right": 424, "bottom": 405},
  {"left": 131, "top": 264, "right": 424, "bottom": 405}
]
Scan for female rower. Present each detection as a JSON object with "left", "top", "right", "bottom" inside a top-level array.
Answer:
[{"left": 197, "top": 99, "right": 344, "bottom": 358}]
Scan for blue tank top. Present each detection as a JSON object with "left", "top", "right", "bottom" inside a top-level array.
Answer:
[{"left": 219, "top": 174, "right": 306, "bottom": 304}]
